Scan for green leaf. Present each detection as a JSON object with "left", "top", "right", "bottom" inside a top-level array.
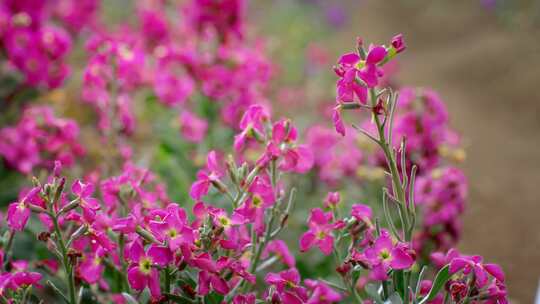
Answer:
[
  {"left": 365, "top": 283, "right": 383, "bottom": 304},
  {"left": 122, "top": 292, "right": 139, "bottom": 304},
  {"left": 385, "top": 292, "right": 404, "bottom": 304},
  {"left": 419, "top": 265, "right": 450, "bottom": 304},
  {"left": 393, "top": 270, "right": 405, "bottom": 298},
  {"left": 164, "top": 293, "right": 195, "bottom": 303}
]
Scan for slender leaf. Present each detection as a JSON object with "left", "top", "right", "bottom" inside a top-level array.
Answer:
[{"left": 419, "top": 265, "right": 450, "bottom": 304}]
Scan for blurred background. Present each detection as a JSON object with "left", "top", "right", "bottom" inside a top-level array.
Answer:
[{"left": 250, "top": 1, "right": 540, "bottom": 302}]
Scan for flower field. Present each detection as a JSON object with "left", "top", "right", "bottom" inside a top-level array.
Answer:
[{"left": 0, "top": 1, "right": 538, "bottom": 303}]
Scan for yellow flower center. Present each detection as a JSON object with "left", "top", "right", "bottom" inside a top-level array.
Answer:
[
  {"left": 380, "top": 249, "right": 391, "bottom": 261},
  {"left": 139, "top": 258, "right": 152, "bottom": 275},
  {"left": 219, "top": 216, "right": 231, "bottom": 228},
  {"left": 167, "top": 228, "right": 178, "bottom": 238},
  {"left": 252, "top": 195, "right": 263, "bottom": 208}
]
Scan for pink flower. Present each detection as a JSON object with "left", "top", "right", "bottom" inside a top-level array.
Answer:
[
  {"left": 179, "top": 111, "right": 208, "bottom": 143},
  {"left": 449, "top": 255, "right": 505, "bottom": 288},
  {"left": 149, "top": 204, "right": 194, "bottom": 251},
  {"left": 334, "top": 52, "right": 367, "bottom": 104},
  {"left": 265, "top": 268, "right": 307, "bottom": 303},
  {"left": 127, "top": 240, "right": 172, "bottom": 298},
  {"left": 332, "top": 106, "right": 346, "bottom": 136},
  {"left": 234, "top": 104, "right": 269, "bottom": 151},
  {"left": 189, "top": 151, "right": 223, "bottom": 200},
  {"left": 351, "top": 203, "right": 372, "bottom": 224},
  {"left": 234, "top": 176, "right": 275, "bottom": 235},
  {"left": 192, "top": 253, "right": 232, "bottom": 296},
  {"left": 299, "top": 208, "right": 336, "bottom": 255},
  {"left": 357, "top": 230, "right": 414, "bottom": 280},
  {"left": 71, "top": 180, "right": 101, "bottom": 222},
  {"left": 6, "top": 187, "right": 42, "bottom": 231},
  {"left": 78, "top": 248, "right": 106, "bottom": 284},
  {"left": 323, "top": 192, "right": 341, "bottom": 209},
  {"left": 264, "top": 240, "right": 296, "bottom": 268},
  {"left": 391, "top": 34, "right": 406, "bottom": 53},
  {"left": 304, "top": 279, "right": 343, "bottom": 304}
]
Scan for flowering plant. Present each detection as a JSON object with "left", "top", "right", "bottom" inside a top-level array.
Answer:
[{"left": 0, "top": 1, "right": 508, "bottom": 304}]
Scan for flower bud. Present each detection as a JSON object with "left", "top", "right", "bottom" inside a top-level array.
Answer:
[
  {"left": 58, "top": 198, "right": 80, "bottom": 215},
  {"left": 28, "top": 204, "right": 47, "bottom": 213}
]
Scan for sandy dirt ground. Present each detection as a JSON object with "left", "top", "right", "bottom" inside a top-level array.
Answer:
[{"left": 319, "top": 1, "right": 540, "bottom": 302}]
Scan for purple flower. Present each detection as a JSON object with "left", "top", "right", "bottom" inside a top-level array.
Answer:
[{"left": 300, "top": 208, "right": 336, "bottom": 255}]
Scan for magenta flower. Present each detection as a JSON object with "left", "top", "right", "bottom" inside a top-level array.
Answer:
[
  {"left": 6, "top": 187, "right": 42, "bottom": 231},
  {"left": 334, "top": 52, "right": 367, "bottom": 104},
  {"left": 179, "top": 111, "right": 208, "bottom": 143},
  {"left": 299, "top": 208, "right": 336, "bottom": 255},
  {"left": 449, "top": 255, "right": 505, "bottom": 288},
  {"left": 192, "top": 253, "right": 231, "bottom": 296},
  {"left": 351, "top": 203, "right": 373, "bottom": 224},
  {"left": 264, "top": 240, "right": 296, "bottom": 268},
  {"left": 265, "top": 268, "right": 307, "bottom": 303},
  {"left": 304, "top": 279, "right": 343, "bottom": 304},
  {"left": 127, "top": 240, "right": 172, "bottom": 298},
  {"left": 71, "top": 180, "right": 101, "bottom": 222},
  {"left": 190, "top": 151, "right": 223, "bottom": 200},
  {"left": 149, "top": 204, "right": 194, "bottom": 251},
  {"left": 78, "top": 248, "right": 106, "bottom": 284},
  {"left": 331, "top": 106, "right": 346, "bottom": 136},
  {"left": 323, "top": 192, "right": 341, "bottom": 209},
  {"left": 359, "top": 231, "right": 414, "bottom": 280},
  {"left": 234, "top": 104, "right": 269, "bottom": 151},
  {"left": 391, "top": 34, "right": 406, "bottom": 54},
  {"left": 234, "top": 176, "right": 275, "bottom": 235}
]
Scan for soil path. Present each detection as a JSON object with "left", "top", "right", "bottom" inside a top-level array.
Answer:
[{"left": 329, "top": 1, "right": 540, "bottom": 302}]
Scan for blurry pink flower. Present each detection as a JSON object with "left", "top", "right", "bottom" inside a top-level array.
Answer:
[
  {"left": 190, "top": 151, "right": 223, "bottom": 200},
  {"left": 357, "top": 231, "right": 414, "bottom": 280},
  {"left": 179, "top": 111, "right": 208, "bottom": 143},
  {"left": 300, "top": 208, "right": 336, "bottom": 255},
  {"left": 304, "top": 279, "right": 342, "bottom": 304},
  {"left": 264, "top": 240, "right": 295, "bottom": 268}
]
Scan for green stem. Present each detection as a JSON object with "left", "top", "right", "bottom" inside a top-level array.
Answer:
[
  {"left": 52, "top": 214, "right": 76, "bottom": 304},
  {"left": 2, "top": 230, "right": 15, "bottom": 270},
  {"left": 165, "top": 266, "right": 172, "bottom": 294},
  {"left": 369, "top": 89, "right": 412, "bottom": 242},
  {"left": 118, "top": 233, "right": 129, "bottom": 292}
]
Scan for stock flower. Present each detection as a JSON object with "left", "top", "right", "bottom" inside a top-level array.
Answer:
[
  {"left": 265, "top": 268, "right": 307, "bottom": 303},
  {"left": 0, "top": 106, "right": 84, "bottom": 173},
  {"left": 78, "top": 248, "right": 106, "bottom": 284},
  {"left": 264, "top": 240, "right": 296, "bottom": 268},
  {"left": 148, "top": 204, "right": 194, "bottom": 251},
  {"left": 351, "top": 203, "right": 373, "bottom": 224},
  {"left": 7, "top": 187, "right": 42, "bottom": 231},
  {"left": 72, "top": 180, "right": 101, "bottom": 221},
  {"left": 234, "top": 176, "right": 275, "bottom": 235},
  {"left": 127, "top": 240, "right": 172, "bottom": 298},
  {"left": 234, "top": 104, "right": 269, "bottom": 151},
  {"left": 300, "top": 208, "right": 337, "bottom": 255},
  {"left": 192, "top": 253, "right": 231, "bottom": 295},
  {"left": 179, "top": 111, "right": 208, "bottom": 143},
  {"left": 190, "top": 151, "right": 223, "bottom": 200},
  {"left": 391, "top": 34, "right": 406, "bottom": 54},
  {"left": 323, "top": 192, "right": 341, "bottom": 209},
  {"left": 356, "top": 230, "right": 414, "bottom": 280},
  {"left": 449, "top": 256, "right": 505, "bottom": 288},
  {"left": 304, "top": 279, "right": 343, "bottom": 304}
]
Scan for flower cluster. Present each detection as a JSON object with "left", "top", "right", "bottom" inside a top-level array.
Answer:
[
  {"left": 0, "top": 0, "right": 97, "bottom": 89},
  {"left": 0, "top": 106, "right": 84, "bottom": 174},
  {"left": 414, "top": 167, "right": 467, "bottom": 254},
  {"left": 0, "top": 3, "right": 511, "bottom": 303},
  {"left": 80, "top": 0, "right": 272, "bottom": 142}
]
